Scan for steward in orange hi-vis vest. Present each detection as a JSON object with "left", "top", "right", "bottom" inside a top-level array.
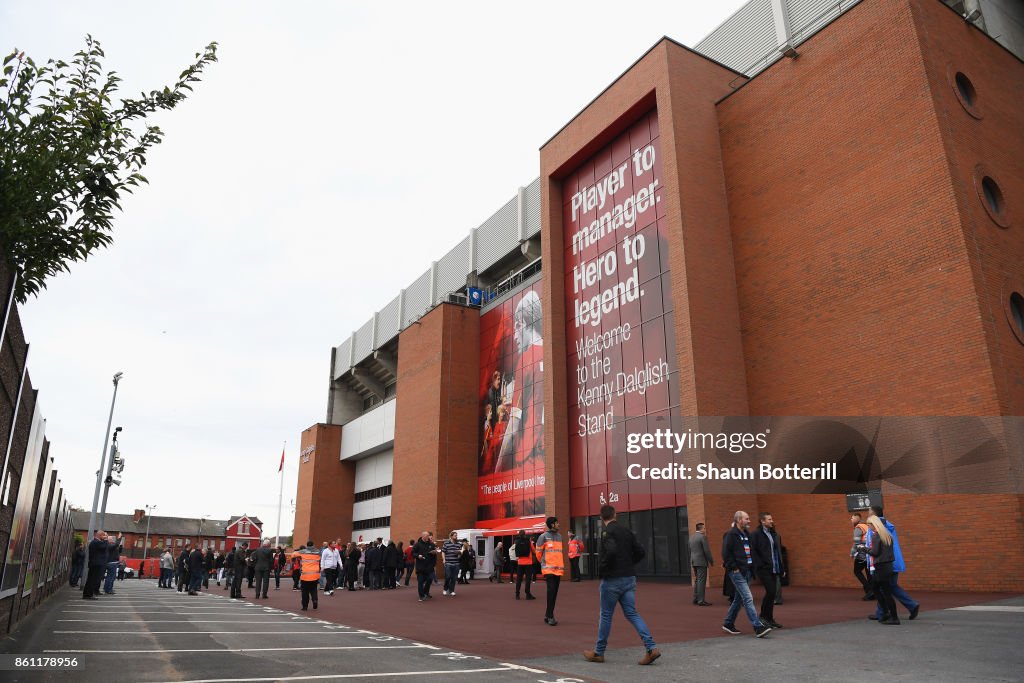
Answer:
[
  {"left": 535, "top": 517, "right": 564, "bottom": 625},
  {"left": 294, "top": 545, "right": 321, "bottom": 582}
]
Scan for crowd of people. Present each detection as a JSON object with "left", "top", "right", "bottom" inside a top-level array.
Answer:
[{"left": 69, "top": 503, "right": 920, "bottom": 666}]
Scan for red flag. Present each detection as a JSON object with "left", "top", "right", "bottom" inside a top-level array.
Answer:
[{"left": 278, "top": 448, "right": 285, "bottom": 472}]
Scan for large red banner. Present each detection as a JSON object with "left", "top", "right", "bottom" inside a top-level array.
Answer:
[
  {"left": 477, "top": 281, "right": 545, "bottom": 523},
  {"left": 562, "top": 109, "right": 680, "bottom": 517}
]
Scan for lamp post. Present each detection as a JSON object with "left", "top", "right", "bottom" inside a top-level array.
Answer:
[
  {"left": 198, "top": 514, "right": 211, "bottom": 549},
  {"left": 98, "top": 426, "right": 124, "bottom": 530},
  {"left": 142, "top": 504, "right": 157, "bottom": 566},
  {"left": 84, "top": 372, "right": 123, "bottom": 589}
]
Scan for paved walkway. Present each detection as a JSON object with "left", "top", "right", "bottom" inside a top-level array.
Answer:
[{"left": 2, "top": 577, "right": 1020, "bottom": 682}]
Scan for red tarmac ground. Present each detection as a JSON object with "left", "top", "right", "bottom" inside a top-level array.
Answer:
[{"left": 212, "top": 576, "right": 1017, "bottom": 660}]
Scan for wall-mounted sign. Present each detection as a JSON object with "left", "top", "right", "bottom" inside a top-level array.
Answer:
[{"left": 846, "top": 490, "right": 882, "bottom": 512}]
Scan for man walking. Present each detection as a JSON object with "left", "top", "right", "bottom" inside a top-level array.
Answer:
[
  {"left": 868, "top": 505, "right": 920, "bottom": 621},
  {"left": 230, "top": 542, "right": 248, "bottom": 599},
  {"left": 203, "top": 547, "right": 215, "bottom": 589},
  {"left": 83, "top": 530, "right": 111, "bottom": 599},
  {"left": 176, "top": 544, "right": 191, "bottom": 592},
  {"left": 412, "top": 531, "right": 438, "bottom": 602},
  {"left": 253, "top": 539, "right": 275, "bottom": 599},
  {"left": 294, "top": 540, "right": 322, "bottom": 610},
  {"left": 568, "top": 532, "right": 584, "bottom": 582},
  {"left": 535, "top": 517, "right": 565, "bottom": 626},
  {"left": 689, "top": 522, "right": 713, "bottom": 606},
  {"left": 750, "top": 512, "right": 783, "bottom": 629},
  {"left": 851, "top": 513, "right": 874, "bottom": 599},
  {"left": 69, "top": 541, "right": 84, "bottom": 588},
  {"left": 721, "top": 511, "right": 772, "bottom": 638},
  {"left": 513, "top": 530, "right": 535, "bottom": 600},
  {"left": 442, "top": 531, "right": 462, "bottom": 596},
  {"left": 321, "top": 540, "right": 341, "bottom": 595},
  {"left": 583, "top": 505, "right": 660, "bottom": 666},
  {"left": 490, "top": 541, "right": 504, "bottom": 583}
]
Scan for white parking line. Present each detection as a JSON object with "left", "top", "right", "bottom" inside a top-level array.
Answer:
[
  {"left": 60, "top": 619, "right": 306, "bottom": 623},
  {"left": 44, "top": 645, "right": 430, "bottom": 654},
  {"left": 62, "top": 611, "right": 261, "bottom": 614},
  {"left": 54, "top": 631, "right": 371, "bottom": 635},
  {"left": 146, "top": 667, "right": 524, "bottom": 682},
  {"left": 948, "top": 605, "right": 1024, "bottom": 613}
]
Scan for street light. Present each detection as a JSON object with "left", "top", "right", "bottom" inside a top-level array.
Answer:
[
  {"left": 142, "top": 504, "right": 157, "bottom": 569},
  {"left": 84, "top": 371, "right": 123, "bottom": 590},
  {"left": 98, "top": 426, "right": 124, "bottom": 529},
  {"left": 198, "top": 514, "right": 211, "bottom": 549}
]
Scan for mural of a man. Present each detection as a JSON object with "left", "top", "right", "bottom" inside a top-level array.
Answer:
[{"left": 495, "top": 289, "right": 544, "bottom": 472}]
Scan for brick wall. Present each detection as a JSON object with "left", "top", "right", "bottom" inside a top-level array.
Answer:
[
  {"left": 292, "top": 423, "right": 353, "bottom": 547},
  {"left": 390, "top": 304, "right": 480, "bottom": 551}
]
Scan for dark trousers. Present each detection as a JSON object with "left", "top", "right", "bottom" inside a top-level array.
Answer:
[
  {"left": 403, "top": 565, "right": 414, "bottom": 585},
  {"left": 231, "top": 570, "right": 244, "bottom": 598},
  {"left": 255, "top": 569, "right": 270, "bottom": 597},
  {"left": 692, "top": 565, "right": 708, "bottom": 603},
  {"left": 854, "top": 558, "right": 872, "bottom": 594},
  {"left": 189, "top": 573, "right": 203, "bottom": 593},
  {"left": 570, "top": 557, "right": 581, "bottom": 581},
  {"left": 873, "top": 564, "right": 898, "bottom": 620},
  {"left": 83, "top": 565, "right": 104, "bottom": 597},
  {"left": 177, "top": 569, "right": 189, "bottom": 592},
  {"left": 324, "top": 567, "right": 338, "bottom": 592},
  {"left": 544, "top": 574, "right": 561, "bottom": 619},
  {"left": 69, "top": 564, "right": 83, "bottom": 587},
  {"left": 347, "top": 570, "right": 357, "bottom": 591},
  {"left": 371, "top": 569, "right": 383, "bottom": 590},
  {"left": 417, "top": 570, "right": 432, "bottom": 598},
  {"left": 292, "top": 570, "right": 301, "bottom": 589},
  {"left": 756, "top": 569, "right": 777, "bottom": 623},
  {"left": 274, "top": 567, "right": 281, "bottom": 588},
  {"left": 300, "top": 579, "right": 318, "bottom": 609},
  {"left": 515, "top": 563, "right": 533, "bottom": 596},
  {"left": 203, "top": 569, "right": 210, "bottom": 588}
]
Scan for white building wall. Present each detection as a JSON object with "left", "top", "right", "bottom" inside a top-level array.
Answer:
[{"left": 340, "top": 401, "right": 395, "bottom": 460}]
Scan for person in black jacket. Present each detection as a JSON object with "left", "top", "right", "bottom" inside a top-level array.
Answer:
[
  {"left": 188, "top": 546, "right": 206, "bottom": 595},
  {"left": 412, "top": 531, "right": 438, "bottom": 601},
  {"left": 203, "top": 548, "right": 215, "bottom": 589},
  {"left": 223, "top": 549, "right": 234, "bottom": 590},
  {"left": 384, "top": 541, "right": 401, "bottom": 589},
  {"left": 346, "top": 542, "right": 361, "bottom": 591},
  {"left": 231, "top": 542, "right": 248, "bottom": 599},
  {"left": 865, "top": 514, "right": 899, "bottom": 624},
  {"left": 582, "top": 505, "right": 660, "bottom": 666},
  {"left": 69, "top": 541, "right": 85, "bottom": 588},
  {"left": 364, "top": 542, "right": 381, "bottom": 590},
  {"left": 721, "top": 511, "right": 771, "bottom": 638},
  {"left": 215, "top": 551, "right": 226, "bottom": 586},
  {"left": 176, "top": 545, "right": 191, "bottom": 593},
  {"left": 749, "top": 513, "right": 784, "bottom": 629},
  {"left": 83, "top": 531, "right": 112, "bottom": 599}
]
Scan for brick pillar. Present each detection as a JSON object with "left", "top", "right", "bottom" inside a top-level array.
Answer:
[
  {"left": 390, "top": 303, "right": 480, "bottom": 549},
  {"left": 293, "top": 423, "right": 354, "bottom": 547}
]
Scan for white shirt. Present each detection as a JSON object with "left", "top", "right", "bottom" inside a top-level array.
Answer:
[{"left": 321, "top": 547, "right": 342, "bottom": 569}]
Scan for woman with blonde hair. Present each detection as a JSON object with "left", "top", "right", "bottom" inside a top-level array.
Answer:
[{"left": 865, "top": 515, "right": 899, "bottom": 625}]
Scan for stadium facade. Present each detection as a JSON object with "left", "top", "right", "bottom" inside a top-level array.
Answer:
[{"left": 294, "top": 0, "right": 1024, "bottom": 592}]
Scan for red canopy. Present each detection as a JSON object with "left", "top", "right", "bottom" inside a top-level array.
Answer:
[{"left": 480, "top": 516, "right": 547, "bottom": 537}]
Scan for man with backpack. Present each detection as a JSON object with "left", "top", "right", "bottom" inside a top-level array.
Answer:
[{"left": 513, "top": 530, "right": 535, "bottom": 600}]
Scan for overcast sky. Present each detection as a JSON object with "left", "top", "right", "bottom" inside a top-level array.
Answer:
[{"left": 2, "top": 1, "right": 748, "bottom": 538}]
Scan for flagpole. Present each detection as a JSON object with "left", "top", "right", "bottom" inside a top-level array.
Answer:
[{"left": 275, "top": 441, "right": 285, "bottom": 548}]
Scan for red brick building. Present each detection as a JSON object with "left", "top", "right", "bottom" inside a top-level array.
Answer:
[
  {"left": 72, "top": 510, "right": 263, "bottom": 558},
  {"left": 296, "top": 0, "right": 1024, "bottom": 593}
]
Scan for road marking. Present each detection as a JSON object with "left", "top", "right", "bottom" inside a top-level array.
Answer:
[
  {"left": 51, "top": 634, "right": 372, "bottom": 638},
  {"left": 59, "top": 619, "right": 311, "bottom": 623},
  {"left": 501, "top": 663, "right": 548, "bottom": 673},
  {"left": 145, "top": 667, "right": 522, "bottom": 682},
  {"left": 948, "top": 605, "right": 1024, "bottom": 613},
  {"left": 62, "top": 611, "right": 259, "bottom": 614},
  {"left": 44, "top": 645, "right": 430, "bottom": 654}
]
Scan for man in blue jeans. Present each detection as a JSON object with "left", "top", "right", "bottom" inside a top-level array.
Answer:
[
  {"left": 721, "top": 511, "right": 772, "bottom": 637},
  {"left": 583, "top": 504, "right": 661, "bottom": 666},
  {"left": 868, "top": 506, "right": 920, "bottom": 621},
  {"left": 102, "top": 532, "right": 123, "bottom": 594},
  {"left": 441, "top": 531, "right": 462, "bottom": 596}
]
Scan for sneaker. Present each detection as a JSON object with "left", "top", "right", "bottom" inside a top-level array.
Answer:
[
  {"left": 754, "top": 624, "right": 772, "bottom": 638},
  {"left": 419, "top": 597, "right": 425, "bottom": 602},
  {"left": 769, "top": 621, "right": 783, "bottom": 629},
  {"left": 697, "top": 601, "right": 713, "bottom": 606},
  {"left": 909, "top": 605, "right": 920, "bottom": 620},
  {"left": 450, "top": 592, "right": 456, "bottom": 597},
  {"left": 722, "top": 624, "right": 741, "bottom": 635},
  {"left": 582, "top": 650, "right": 605, "bottom": 663},
  {"left": 544, "top": 617, "right": 558, "bottom": 626},
  {"left": 881, "top": 617, "right": 900, "bottom": 625},
  {"left": 868, "top": 614, "right": 879, "bottom": 620},
  {"left": 443, "top": 590, "right": 449, "bottom": 596},
  {"left": 638, "top": 648, "right": 661, "bottom": 665}
]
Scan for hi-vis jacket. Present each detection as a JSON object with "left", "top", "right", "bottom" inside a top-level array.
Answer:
[
  {"left": 568, "top": 538, "right": 584, "bottom": 559},
  {"left": 293, "top": 546, "right": 321, "bottom": 582},
  {"left": 535, "top": 531, "right": 564, "bottom": 576}
]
